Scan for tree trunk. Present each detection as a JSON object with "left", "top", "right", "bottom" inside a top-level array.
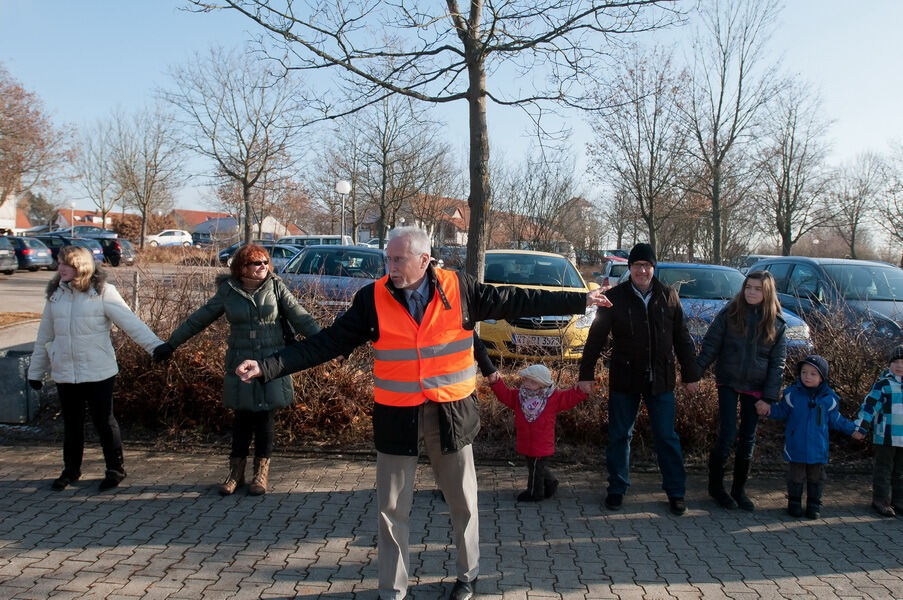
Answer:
[
  {"left": 711, "top": 165, "right": 723, "bottom": 264},
  {"left": 139, "top": 209, "right": 148, "bottom": 250},
  {"left": 243, "top": 182, "right": 252, "bottom": 243},
  {"left": 464, "top": 58, "right": 489, "bottom": 281}
]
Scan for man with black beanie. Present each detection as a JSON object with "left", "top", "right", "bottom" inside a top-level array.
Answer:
[{"left": 578, "top": 242, "right": 701, "bottom": 515}]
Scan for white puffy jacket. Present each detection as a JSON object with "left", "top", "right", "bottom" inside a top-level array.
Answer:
[{"left": 28, "top": 280, "right": 163, "bottom": 384}]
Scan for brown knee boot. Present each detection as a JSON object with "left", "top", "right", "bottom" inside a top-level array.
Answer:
[
  {"left": 248, "top": 457, "right": 270, "bottom": 496},
  {"left": 219, "top": 457, "right": 246, "bottom": 496}
]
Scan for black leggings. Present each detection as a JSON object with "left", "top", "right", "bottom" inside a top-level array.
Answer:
[
  {"left": 57, "top": 376, "right": 120, "bottom": 476},
  {"left": 231, "top": 410, "right": 275, "bottom": 459}
]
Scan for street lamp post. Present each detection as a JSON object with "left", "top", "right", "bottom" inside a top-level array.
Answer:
[
  {"left": 70, "top": 202, "right": 76, "bottom": 237},
  {"left": 335, "top": 180, "right": 352, "bottom": 240}
]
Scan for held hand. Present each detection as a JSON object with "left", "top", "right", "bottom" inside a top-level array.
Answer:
[
  {"left": 586, "top": 289, "right": 613, "bottom": 308},
  {"left": 235, "top": 360, "right": 262, "bottom": 382},
  {"left": 153, "top": 343, "right": 174, "bottom": 362},
  {"left": 755, "top": 400, "right": 771, "bottom": 417},
  {"left": 577, "top": 380, "right": 594, "bottom": 395},
  {"left": 28, "top": 379, "right": 43, "bottom": 391},
  {"left": 852, "top": 431, "right": 865, "bottom": 441},
  {"left": 685, "top": 381, "right": 699, "bottom": 394},
  {"left": 487, "top": 372, "right": 500, "bottom": 385}
]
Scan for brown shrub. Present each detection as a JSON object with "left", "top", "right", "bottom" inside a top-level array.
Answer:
[
  {"left": 136, "top": 246, "right": 219, "bottom": 267},
  {"left": 108, "top": 273, "right": 880, "bottom": 464}
]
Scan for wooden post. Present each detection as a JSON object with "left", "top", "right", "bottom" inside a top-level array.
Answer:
[{"left": 131, "top": 271, "right": 140, "bottom": 313}]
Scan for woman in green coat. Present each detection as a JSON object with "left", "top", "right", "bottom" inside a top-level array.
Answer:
[{"left": 154, "top": 244, "right": 321, "bottom": 496}]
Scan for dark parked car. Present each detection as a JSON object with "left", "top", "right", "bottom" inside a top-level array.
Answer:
[
  {"left": 6, "top": 236, "right": 53, "bottom": 270},
  {"left": 35, "top": 235, "right": 105, "bottom": 268},
  {"left": 99, "top": 238, "right": 136, "bottom": 267},
  {"left": 0, "top": 236, "right": 17, "bottom": 274},
  {"left": 69, "top": 225, "right": 118, "bottom": 239},
  {"left": 279, "top": 245, "right": 387, "bottom": 311},
  {"left": 617, "top": 262, "right": 812, "bottom": 350},
  {"left": 217, "top": 239, "right": 270, "bottom": 266},
  {"left": 748, "top": 256, "right": 903, "bottom": 345}
]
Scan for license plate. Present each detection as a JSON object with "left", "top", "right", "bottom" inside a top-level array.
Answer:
[
  {"left": 512, "top": 334, "right": 561, "bottom": 348},
  {"left": 37, "top": 251, "right": 48, "bottom": 256}
]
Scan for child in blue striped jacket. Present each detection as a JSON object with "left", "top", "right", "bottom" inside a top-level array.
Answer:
[{"left": 854, "top": 345, "right": 903, "bottom": 517}]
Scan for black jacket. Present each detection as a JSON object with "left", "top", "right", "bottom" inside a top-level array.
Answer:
[
  {"left": 695, "top": 305, "right": 787, "bottom": 401},
  {"left": 578, "top": 277, "right": 700, "bottom": 395},
  {"left": 259, "top": 265, "right": 587, "bottom": 455}
]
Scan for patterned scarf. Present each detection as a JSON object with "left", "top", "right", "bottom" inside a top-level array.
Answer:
[{"left": 518, "top": 384, "right": 555, "bottom": 423}]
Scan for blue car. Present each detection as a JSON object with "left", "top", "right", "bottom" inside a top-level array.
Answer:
[
  {"left": 6, "top": 236, "right": 54, "bottom": 270},
  {"left": 618, "top": 262, "right": 812, "bottom": 350},
  {"left": 747, "top": 256, "right": 903, "bottom": 346},
  {"left": 279, "top": 245, "right": 387, "bottom": 312}
]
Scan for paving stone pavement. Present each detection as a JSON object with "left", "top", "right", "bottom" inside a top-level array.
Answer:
[{"left": 0, "top": 445, "right": 901, "bottom": 600}]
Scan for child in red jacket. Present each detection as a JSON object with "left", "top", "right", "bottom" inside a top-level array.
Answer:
[{"left": 488, "top": 364, "right": 587, "bottom": 501}]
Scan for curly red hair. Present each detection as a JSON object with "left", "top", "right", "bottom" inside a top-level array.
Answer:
[{"left": 230, "top": 244, "right": 272, "bottom": 280}]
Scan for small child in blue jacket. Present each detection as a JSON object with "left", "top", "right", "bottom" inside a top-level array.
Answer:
[{"left": 758, "top": 355, "right": 864, "bottom": 518}]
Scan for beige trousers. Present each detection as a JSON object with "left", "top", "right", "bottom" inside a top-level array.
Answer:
[{"left": 376, "top": 401, "right": 479, "bottom": 600}]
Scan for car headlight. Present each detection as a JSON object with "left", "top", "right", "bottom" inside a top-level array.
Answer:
[
  {"left": 785, "top": 323, "right": 811, "bottom": 341},
  {"left": 864, "top": 318, "right": 902, "bottom": 339}
]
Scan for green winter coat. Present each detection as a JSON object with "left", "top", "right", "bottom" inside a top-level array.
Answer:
[{"left": 167, "top": 273, "right": 321, "bottom": 411}]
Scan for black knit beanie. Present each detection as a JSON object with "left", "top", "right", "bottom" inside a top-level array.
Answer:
[{"left": 627, "top": 243, "right": 656, "bottom": 267}]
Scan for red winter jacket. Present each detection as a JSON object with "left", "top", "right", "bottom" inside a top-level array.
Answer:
[{"left": 490, "top": 380, "right": 587, "bottom": 457}]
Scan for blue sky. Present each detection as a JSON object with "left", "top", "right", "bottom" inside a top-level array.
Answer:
[{"left": 2, "top": 1, "right": 902, "bottom": 211}]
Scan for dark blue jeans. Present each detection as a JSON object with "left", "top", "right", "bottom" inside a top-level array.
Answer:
[
  {"left": 711, "top": 387, "right": 760, "bottom": 461},
  {"left": 607, "top": 389, "right": 685, "bottom": 498}
]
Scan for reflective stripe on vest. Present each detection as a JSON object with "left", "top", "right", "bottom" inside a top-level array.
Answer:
[{"left": 372, "top": 269, "right": 476, "bottom": 407}]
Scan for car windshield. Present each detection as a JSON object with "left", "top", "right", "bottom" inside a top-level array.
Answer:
[
  {"left": 610, "top": 263, "right": 629, "bottom": 278},
  {"left": 655, "top": 267, "right": 745, "bottom": 300},
  {"left": 484, "top": 253, "right": 584, "bottom": 288},
  {"left": 823, "top": 264, "right": 903, "bottom": 301},
  {"left": 283, "top": 248, "right": 385, "bottom": 279}
]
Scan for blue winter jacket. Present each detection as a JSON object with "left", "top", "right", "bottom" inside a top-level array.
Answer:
[{"left": 769, "top": 379, "right": 860, "bottom": 464}]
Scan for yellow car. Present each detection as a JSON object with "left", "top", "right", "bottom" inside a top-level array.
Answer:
[{"left": 479, "top": 249, "right": 599, "bottom": 360}]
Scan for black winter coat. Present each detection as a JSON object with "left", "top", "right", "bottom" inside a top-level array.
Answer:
[
  {"left": 258, "top": 265, "right": 587, "bottom": 455},
  {"left": 579, "top": 278, "right": 700, "bottom": 395},
  {"left": 695, "top": 305, "right": 787, "bottom": 401}
]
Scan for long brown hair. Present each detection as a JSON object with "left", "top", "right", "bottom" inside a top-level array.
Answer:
[
  {"left": 725, "top": 270, "right": 780, "bottom": 343},
  {"left": 230, "top": 244, "right": 272, "bottom": 281}
]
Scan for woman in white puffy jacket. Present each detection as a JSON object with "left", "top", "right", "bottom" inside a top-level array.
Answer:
[{"left": 27, "top": 246, "right": 166, "bottom": 492}]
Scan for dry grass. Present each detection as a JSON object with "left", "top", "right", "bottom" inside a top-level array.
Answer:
[{"left": 0, "top": 312, "right": 42, "bottom": 327}]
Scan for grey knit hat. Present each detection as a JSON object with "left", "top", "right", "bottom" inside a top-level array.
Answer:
[{"left": 517, "top": 364, "right": 553, "bottom": 387}]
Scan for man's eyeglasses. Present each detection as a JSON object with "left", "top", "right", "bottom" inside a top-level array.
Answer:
[{"left": 246, "top": 260, "right": 269, "bottom": 267}]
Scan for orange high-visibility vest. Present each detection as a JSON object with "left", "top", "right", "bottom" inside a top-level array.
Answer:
[{"left": 372, "top": 269, "right": 476, "bottom": 407}]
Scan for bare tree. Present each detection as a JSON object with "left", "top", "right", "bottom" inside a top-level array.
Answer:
[
  {"left": 600, "top": 187, "right": 637, "bottom": 250},
  {"left": 830, "top": 153, "right": 885, "bottom": 259},
  {"left": 74, "top": 118, "right": 123, "bottom": 229},
  {"left": 111, "top": 108, "right": 184, "bottom": 248},
  {"left": 162, "top": 46, "right": 309, "bottom": 243},
  {"left": 879, "top": 141, "right": 903, "bottom": 250},
  {"left": 682, "top": 0, "right": 781, "bottom": 263},
  {"left": 587, "top": 46, "right": 689, "bottom": 254},
  {"left": 358, "top": 96, "right": 449, "bottom": 242},
  {"left": 754, "top": 81, "right": 832, "bottom": 256},
  {"left": 308, "top": 121, "right": 370, "bottom": 242},
  {"left": 0, "top": 64, "right": 72, "bottom": 209},
  {"left": 188, "top": 0, "right": 679, "bottom": 279}
]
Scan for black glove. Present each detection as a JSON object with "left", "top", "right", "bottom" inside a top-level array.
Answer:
[
  {"left": 28, "top": 379, "right": 43, "bottom": 391},
  {"left": 153, "top": 343, "right": 174, "bottom": 362}
]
